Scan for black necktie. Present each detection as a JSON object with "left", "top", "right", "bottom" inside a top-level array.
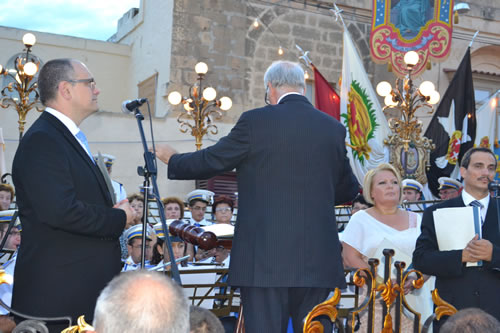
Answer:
[{"left": 469, "top": 200, "right": 484, "bottom": 225}]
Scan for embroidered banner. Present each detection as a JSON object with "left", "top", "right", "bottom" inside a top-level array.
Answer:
[{"left": 370, "top": 0, "right": 454, "bottom": 77}]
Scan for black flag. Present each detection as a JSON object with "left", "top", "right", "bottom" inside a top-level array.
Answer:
[{"left": 424, "top": 48, "right": 476, "bottom": 198}]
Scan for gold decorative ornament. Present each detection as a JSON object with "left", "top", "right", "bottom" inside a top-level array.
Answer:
[
  {"left": 377, "top": 51, "right": 438, "bottom": 182},
  {"left": 0, "top": 33, "right": 43, "bottom": 140},
  {"left": 432, "top": 288, "right": 458, "bottom": 320},
  {"left": 167, "top": 62, "right": 232, "bottom": 150},
  {"left": 303, "top": 288, "right": 341, "bottom": 333},
  {"left": 61, "top": 315, "right": 94, "bottom": 333}
]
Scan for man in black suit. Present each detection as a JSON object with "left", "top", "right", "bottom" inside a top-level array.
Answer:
[
  {"left": 12, "top": 59, "right": 133, "bottom": 332},
  {"left": 154, "top": 61, "right": 359, "bottom": 333},
  {"left": 413, "top": 147, "right": 500, "bottom": 331}
]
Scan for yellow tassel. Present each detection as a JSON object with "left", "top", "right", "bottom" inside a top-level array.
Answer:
[
  {"left": 388, "top": 62, "right": 392, "bottom": 72},
  {"left": 454, "top": 11, "right": 459, "bottom": 24},
  {"left": 427, "top": 61, "right": 432, "bottom": 70}
]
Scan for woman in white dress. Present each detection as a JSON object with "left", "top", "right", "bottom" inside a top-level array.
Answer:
[{"left": 342, "top": 163, "right": 433, "bottom": 329}]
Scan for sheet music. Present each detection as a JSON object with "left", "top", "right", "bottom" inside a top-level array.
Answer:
[
  {"left": 433, "top": 206, "right": 480, "bottom": 267},
  {"left": 96, "top": 152, "right": 116, "bottom": 205}
]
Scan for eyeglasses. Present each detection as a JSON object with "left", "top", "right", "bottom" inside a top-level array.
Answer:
[
  {"left": 215, "top": 207, "right": 232, "bottom": 213},
  {"left": 67, "top": 78, "right": 96, "bottom": 90},
  {"left": 191, "top": 206, "right": 207, "bottom": 212},
  {"left": 264, "top": 85, "right": 270, "bottom": 105}
]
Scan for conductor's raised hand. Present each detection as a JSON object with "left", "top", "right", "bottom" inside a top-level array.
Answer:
[{"left": 150, "top": 144, "right": 178, "bottom": 164}]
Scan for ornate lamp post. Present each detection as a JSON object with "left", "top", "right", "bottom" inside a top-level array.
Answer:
[
  {"left": 376, "top": 51, "right": 439, "bottom": 180},
  {"left": 167, "top": 62, "right": 232, "bottom": 150},
  {"left": 0, "top": 33, "right": 43, "bottom": 140}
]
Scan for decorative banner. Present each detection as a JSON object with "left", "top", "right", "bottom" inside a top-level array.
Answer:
[
  {"left": 424, "top": 48, "right": 475, "bottom": 198},
  {"left": 340, "top": 29, "right": 390, "bottom": 184},
  {"left": 370, "top": 0, "right": 455, "bottom": 77},
  {"left": 312, "top": 64, "right": 340, "bottom": 120}
]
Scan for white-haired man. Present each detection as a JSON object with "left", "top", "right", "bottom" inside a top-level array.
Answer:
[
  {"left": 153, "top": 61, "right": 359, "bottom": 333},
  {"left": 91, "top": 270, "right": 189, "bottom": 333}
]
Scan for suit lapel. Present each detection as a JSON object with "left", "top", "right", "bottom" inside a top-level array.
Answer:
[
  {"left": 41, "top": 112, "right": 114, "bottom": 206},
  {"left": 484, "top": 199, "right": 500, "bottom": 241}
]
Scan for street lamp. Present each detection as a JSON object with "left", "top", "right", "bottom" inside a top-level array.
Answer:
[
  {"left": 377, "top": 51, "right": 438, "bottom": 179},
  {"left": 167, "top": 62, "right": 232, "bottom": 150},
  {"left": 376, "top": 51, "right": 440, "bottom": 152},
  {"left": 0, "top": 33, "right": 43, "bottom": 140}
]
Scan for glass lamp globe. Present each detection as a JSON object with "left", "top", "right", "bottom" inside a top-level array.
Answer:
[
  {"left": 23, "top": 62, "right": 38, "bottom": 76},
  {"left": 404, "top": 51, "right": 419, "bottom": 66},
  {"left": 428, "top": 90, "right": 441, "bottom": 105},
  {"left": 419, "top": 81, "right": 435, "bottom": 97},
  {"left": 384, "top": 94, "right": 398, "bottom": 107},
  {"left": 167, "top": 91, "right": 182, "bottom": 105},
  {"left": 376, "top": 81, "right": 392, "bottom": 97},
  {"left": 195, "top": 62, "right": 208, "bottom": 75},
  {"left": 202, "top": 87, "right": 216, "bottom": 101},
  {"left": 184, "top": 98, "right": 194, "bottom": 111},
  {"left": 22, "top": 33, "right": 36, "bottom": 47},
  {"left": 219, "top": 97, "right": 232, "bottom": 111}
]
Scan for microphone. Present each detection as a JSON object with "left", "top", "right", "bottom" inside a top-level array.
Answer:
[
  {"left": 122, "top": 98, "right": 148, "bottom": 113},
  {"left": 488, "top": 181, "right": 500, "bottom": 192}
]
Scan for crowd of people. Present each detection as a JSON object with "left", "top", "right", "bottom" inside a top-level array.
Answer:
[{"left": 0, "top": 58, "right": 498, "bottom": 333}]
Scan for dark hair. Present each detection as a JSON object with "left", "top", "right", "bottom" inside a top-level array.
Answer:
[
  {"left": 440, "top": 308, "right": 500, "bottom": 333},
  {"left": 189, "top": 198, "right": 208, "bottom": 207},
  {"left": 212, "top": 196, "right": 234, "bottom": 213},
  {"left": 352, "top": 193, "right": 372, "bottom": 208},
  {"left": 0, "top": 183, "right": 14, "bottom": 199},
  {"left": 127, "top": 193, "right": 144, "bottom": 203},
  {"left": 189, "top": 306, "right": 225, "bottom": 333},
  {"left": 460, "top": 147, "right": 497, "bottom": 169},
  {"left": 151, "top": 237, "right": 187, "bottom": 266},
  {"left": 161, "top": 196, "right": 185, "bottom": 219},
  {"left": 38, "top": 58, "right": 75, "bottom": 105},
  {"left": 151, "top": 237, "right": 164, "bottom": 265}
]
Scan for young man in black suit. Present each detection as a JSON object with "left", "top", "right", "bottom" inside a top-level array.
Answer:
[
  {"left": 413, "top": 147, "right": 500, "bottom": 331},
  {"left": 154, "top": 61, "right": 359, "bottom": 333},
  {"left": 12, "top": 59, "right": 133, "bottom": 332}
]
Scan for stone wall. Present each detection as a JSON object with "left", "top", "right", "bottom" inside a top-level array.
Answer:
[{"left": 169, "top": 0, "right": 374, "bottom": 121}]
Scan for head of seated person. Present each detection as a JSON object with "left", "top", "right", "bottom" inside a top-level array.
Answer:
[
  {"left": 126, "top": 224, "right": 154, "bottom": 264},
  {"left": 351, "top": 193, "right": 372, "bottom": 215},
  {"left": 440, "top": 308, "right": 500, "bottom": 333},
  {"left": 212, "top": 195, "right": 234, "bottom": 225},
  {"left": 91, "top": 270, "right": 190, "bottom": 333},
  {"left": 162, "top": 196, "right": 185, "bottom": 220},
  {"left": 152, "top": 223, "right": 188, "bottom": 267},
  {"left": 0, "top": 184, "right": 14, "bottom": 211},
  {"left": 189, "top": 306, "right": 224, "bottom": 333}
]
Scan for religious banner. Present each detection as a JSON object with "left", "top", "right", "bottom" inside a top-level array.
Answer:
[
  {"left": 424, "top": 48, "right": 476, "bottom": 198},
  {"left": 340, "top": 29, "right": 390, "bottom": 184},
  {"left": 370, "top": 0, "right": 455, "bottom": 77}
]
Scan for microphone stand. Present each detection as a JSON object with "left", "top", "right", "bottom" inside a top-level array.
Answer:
[{"left": 132, "top": 106, "right": 181, "bottom": 284}]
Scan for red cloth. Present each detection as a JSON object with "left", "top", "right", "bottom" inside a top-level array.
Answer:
[{"left": 313, "top": 65, "right": 340, "bottom": 120}]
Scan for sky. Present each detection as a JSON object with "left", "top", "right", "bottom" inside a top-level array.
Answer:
[{"left": 0, "top": 0, "right": 141, "bottom": 41}]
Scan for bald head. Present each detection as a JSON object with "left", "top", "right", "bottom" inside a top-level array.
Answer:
[{"left": 93, "top": 271, "right": 189, "bottom": 333}]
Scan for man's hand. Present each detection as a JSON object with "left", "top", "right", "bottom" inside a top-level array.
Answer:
[
  {"left": 462, "top": 235, "right": 493, "bottom": 262},
  {"left": 467, "top": 237, "right": 493, "bottom": 262},
  {"left": 151, "top": 144, "right": 178, "bottom": 164},
  {"left": 114, "top": 199, "right": 135, "bottom": 229}
]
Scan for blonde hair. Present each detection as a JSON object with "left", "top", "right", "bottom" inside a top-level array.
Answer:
[{"left": 362, "top": 163, "right": 402, "bottom": 205}]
